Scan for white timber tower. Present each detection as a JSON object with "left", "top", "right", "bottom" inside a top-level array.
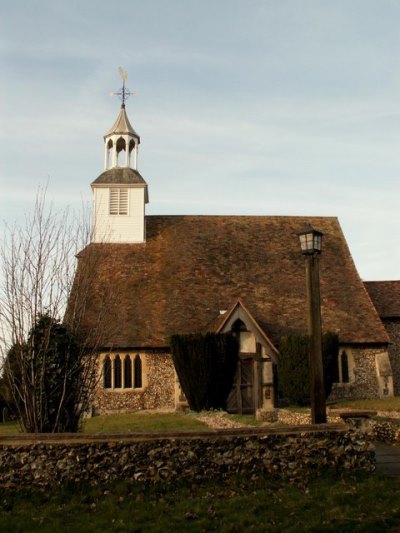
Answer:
[{"left": 91, "top": 68, "right": 149, "bottom": 243}]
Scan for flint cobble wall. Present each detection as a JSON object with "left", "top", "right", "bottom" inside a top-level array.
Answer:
[
  {"left": 383, "top": 319, "right": 400, "bottom": 396},
  {"left": 0, "top": 426, "right": 374, "bottom": 488},
  {"left": 343, "top": 416, "right": 400, "bottom": 444},
  {"left": 329, "top": 346, "right": 385, "bottom": 402},
  {"left": 94, "top": 353, "right": 175, "bottom": 413}
]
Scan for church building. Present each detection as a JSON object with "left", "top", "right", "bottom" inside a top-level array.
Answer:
[{"left": 70, "top": 93, "right": 396, "bottom": 416}]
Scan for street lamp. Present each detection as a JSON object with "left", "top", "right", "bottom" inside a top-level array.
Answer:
[{"left": 298, "top": 224, "right": 327, "bottom": 424}]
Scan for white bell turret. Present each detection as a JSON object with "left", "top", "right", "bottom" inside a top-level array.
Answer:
[
  {"left": 91, "top": 69, "right": 148, "bottom": 244},
  {"left": 104, "top": 104, "right": 140, "bottom": 171}
]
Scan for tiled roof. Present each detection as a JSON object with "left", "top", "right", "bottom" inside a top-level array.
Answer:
[
  {"left": 364, "top": 281, "right": 400, "bottom": 318},
  {"left": 71, "top": 215, "right": 388, "bottom": 348},
  {"left": 91, "top": 168, "right": 147, "bottom": 186}
]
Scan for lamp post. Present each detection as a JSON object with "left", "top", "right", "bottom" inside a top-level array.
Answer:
[{"left": 298, "top": 224, "right": 327, "bottom": 424}]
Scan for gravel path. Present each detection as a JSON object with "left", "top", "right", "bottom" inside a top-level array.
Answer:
[
  {"left": 196, "top": 413, "right": 245, "bottom": 429},
  {"left": 197, "top": 409, "right": 400, "bottom": 430},
  {"left": 197, "top": 409, "right": 342, "bottom": 429}
]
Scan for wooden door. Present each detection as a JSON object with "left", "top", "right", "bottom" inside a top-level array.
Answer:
[{"left": 226, "top": 357, "right": 255, "bottom": 414}]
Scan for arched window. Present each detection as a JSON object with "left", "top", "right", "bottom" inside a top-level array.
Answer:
[
  {"left": 124, "top": 354, "right": 132, "bottom": 388},
  {"left": 134, "top": 355, "right": 142, "bottom": 389},
  {"left": 129, "top": 139, "right": 136, "bottom": 168},
  {"left": 341, "top": 351, "right": 350, "bottom": 383},
  {"left": 103, "top": 355, "right": 112, "bottom": 389},
  {"left": 116, "top": 137, "right": 126, "bottom": 167},
  {"left": 102, "top": 354, "right": 144, "bottom": 391},
  {"left": 232, "top": 319, "right": 247, "bottom": 334},
  {"left": 106, "top": 139, "right": 113, "bottom": 169},
  {"left": 114, "top": 354, "right": 122, "bottom": 388},
  {"left": 231, "top": 319, "right": 255, "bottom": 353}
]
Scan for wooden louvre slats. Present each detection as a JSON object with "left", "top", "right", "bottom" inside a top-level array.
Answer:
[{"left": 109, "top": 188, "right": 128, "bottom": 215}]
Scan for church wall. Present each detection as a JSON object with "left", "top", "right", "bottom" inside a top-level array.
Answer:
[
  {"left": 93, "top": 187, "right": 145, "bottom": 243},
  {"left": 93, "top": 352, "right": 175, "bottom": 413},
  {"left": 93, "top": 345, "right": 393, "bottom": 413},
  {"left": 90, "top": 349, "right": 389, "bottom": 412},
  {"left": 382, "top": 318, "right": 400, "bottom": 396},
  {"left": 328, "top": 345, "right": 392, "bottom": 402}
]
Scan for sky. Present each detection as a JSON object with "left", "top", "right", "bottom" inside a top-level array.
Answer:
[{"left": 0, "top": 0, "right": 399, "bottom": 280}]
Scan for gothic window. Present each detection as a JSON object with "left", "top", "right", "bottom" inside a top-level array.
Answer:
[
  {"left": 231, "top": 319, "right": 256, "bottom": 353},
  {"left": 124, "top": 354, "right": 132, "bottom": 388},
  {"left": 103, "top": 355, "right": 112, "bottom": 389},
  {"left": 232, "top": 319, "right": 247, "bottom": 333},
  {"left": 114, "top": 354, "right": 122, "bottom": 388},
  {"left": 340, "top": 351, "right": 350, "bottom": 383},
  {"left": 103, "top": 354, "right": 145, "bottom": 391},
  {"left": 109, "top": 188, "right": 128, "bottom": 215},
  {"left": 134, "top": 355, "right": 142, "bottom": 389}
]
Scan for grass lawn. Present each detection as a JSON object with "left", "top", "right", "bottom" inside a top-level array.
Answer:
[
  {"left": 0, "top": 412, "right": 209, "bottom": 435},
  {"left": 82, "top": 411, "right": 208, "bottom": 433},
  {"left": 330, "top": 397, "right": 400, "bottom": 412},
  {"left": 0, "top": 411, "right": 263, "bottom": 435},
  {"left": 0, "top": 397, "right": 399, "bottom": 436},
  {"left": 0, "top": 471, "right": 400, "bottom": 532},
  {"left": 0, "top": 421, "right": 20, "bottom": 435}
]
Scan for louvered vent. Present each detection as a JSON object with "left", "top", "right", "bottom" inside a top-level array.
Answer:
[{"left": 109, "top": 188, "right": 128, "bottom": 215}]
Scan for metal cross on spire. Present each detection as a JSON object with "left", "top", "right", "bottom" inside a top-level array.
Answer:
[{"left": 110, "top": 67, "right": 136, "bottom": 106}]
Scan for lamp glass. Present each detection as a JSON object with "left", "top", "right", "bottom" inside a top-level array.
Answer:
[{"left": 298, "top": 226, "right": 323, "bottom": 254}]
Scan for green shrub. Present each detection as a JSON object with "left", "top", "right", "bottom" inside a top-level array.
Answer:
[
  {"left": 5, "top": 313, "right": 84, "bottom": 432},
  {"left": 170, "top": 333, "right": 238, "bottom": 412},
  {"left": 278, "top": 332, "right": 339, "bottom": 406}
]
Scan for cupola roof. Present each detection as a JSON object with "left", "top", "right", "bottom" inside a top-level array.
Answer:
[{"left": 104, "top": 105, "right": 139, "bottom": 139}]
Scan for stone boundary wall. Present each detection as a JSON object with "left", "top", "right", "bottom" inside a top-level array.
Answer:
[
  {"left": 0, "top": 425, "right": 374, "bottom": 488},
  {"left": 344, "top": 417, "right": 400, "bottom": 444}
]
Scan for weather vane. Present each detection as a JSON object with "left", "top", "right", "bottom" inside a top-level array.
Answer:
[{"left": 110, "top": 67, "right": 137, "bottom": 106}]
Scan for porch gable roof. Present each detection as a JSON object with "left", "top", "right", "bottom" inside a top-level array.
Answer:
[{"left": 215, "top": 298, "right": 279, "bottom": 359}]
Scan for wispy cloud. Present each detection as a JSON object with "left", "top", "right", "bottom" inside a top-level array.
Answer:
[{"left": 1, "top": 0, "right": 399, "bottom": 279}]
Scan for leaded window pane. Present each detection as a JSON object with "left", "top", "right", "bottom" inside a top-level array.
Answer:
[
  {"left": 134, "top": 355, "right": 142, "bottom": 389},
  {"left": 124, "top": 355, "right": 132, "bottom": 388},
  {"left": 114, "top": 354, "right": 122, "bottom": 388},
  {"left": 103, "top": 356, "right": 112, "bottom": 389}
]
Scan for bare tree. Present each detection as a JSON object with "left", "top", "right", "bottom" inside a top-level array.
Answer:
[{"left": 0, "top": 187, "right": 111, "bottom": 432}]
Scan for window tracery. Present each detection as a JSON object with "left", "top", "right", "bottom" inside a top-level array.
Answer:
[{"left": 103, "top": 353, "right": 144, "bottom": 390}]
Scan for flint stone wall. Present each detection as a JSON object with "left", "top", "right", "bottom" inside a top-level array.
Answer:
[
  {"left": 329, "top": 345, "right": 389, "bottom": 402},
  {"left": 0, "top": 426, "right": 373, "bottom": 488},
  {"left": 94, "top": 353, "right": 175, "bottom": 413},
  {"left": 382, "top": 319, "right": 400, "bottom": 396},
  {"left": 344, "top": 417, "right": 400, "bottom": 444}
]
